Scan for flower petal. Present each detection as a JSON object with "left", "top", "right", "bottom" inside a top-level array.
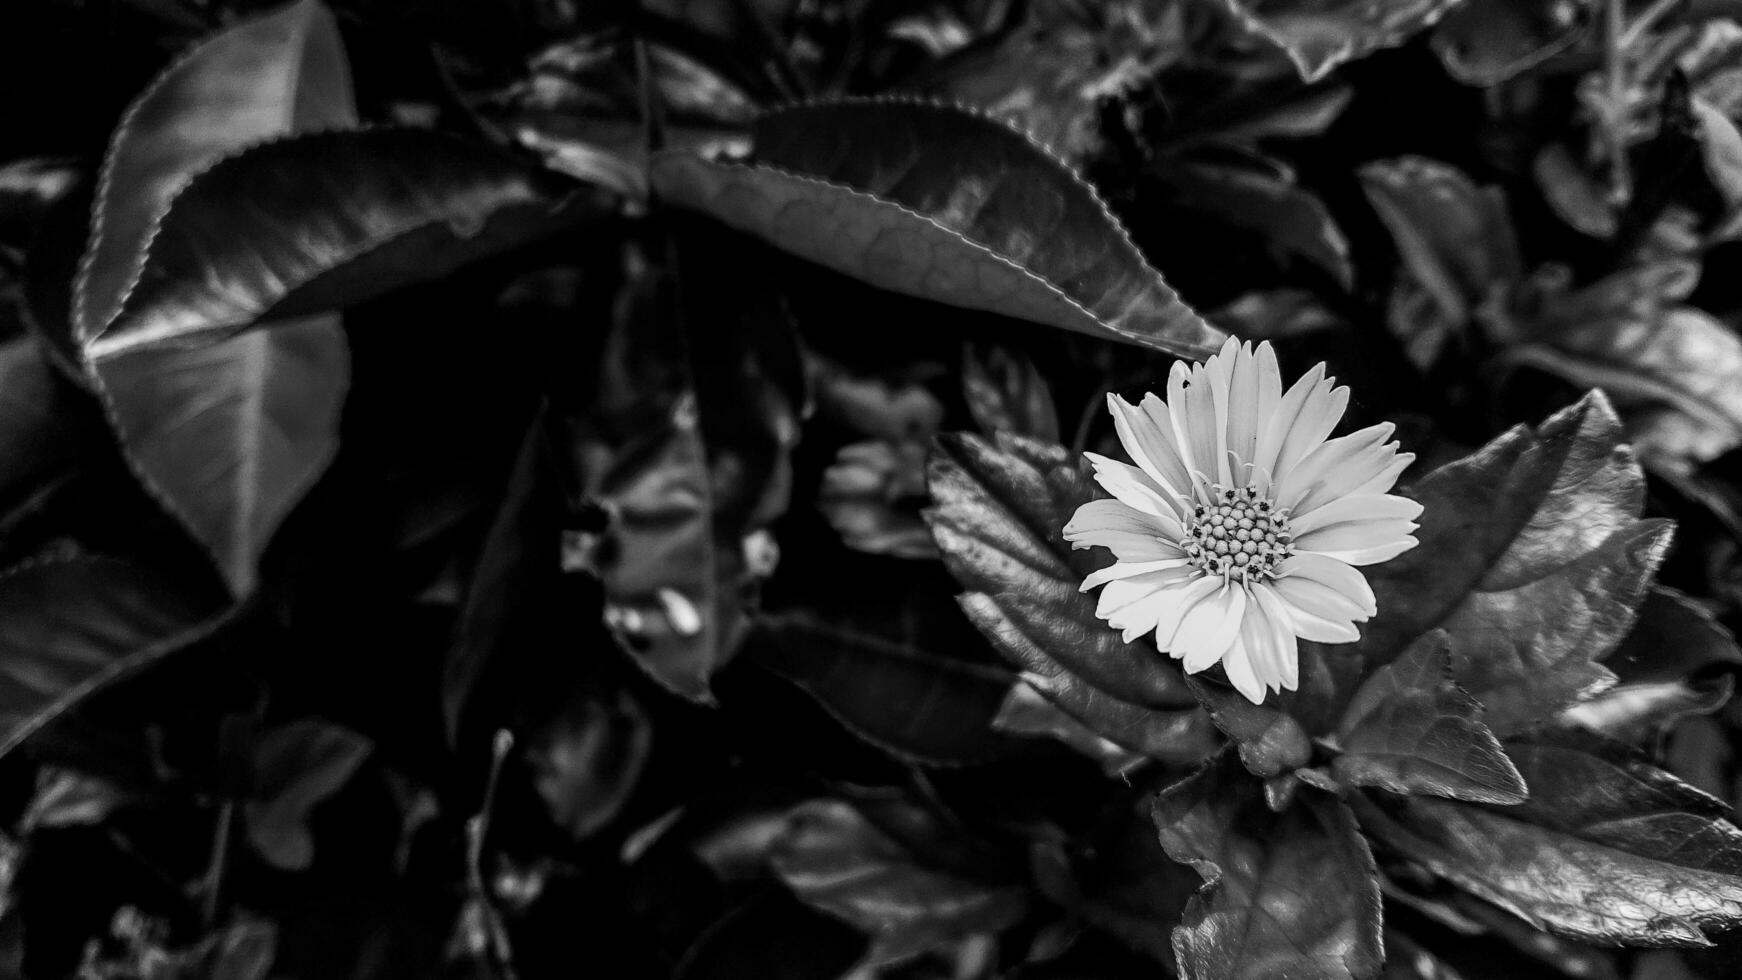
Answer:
[
  {"left": 1224, "top": 342, "right": 1262, "bottom": 474},
  {"left": 1275, "top": 423, "right": 1401, "bottom": 513},
  {"left": 1135, "top": 393, "right": 1199, "bottom": 496},
  {"left": 1204, "top": 342, "right": 1236, "bottom": 487},
  {"left": 1276, "top": 552, "right": 1377, "bottom": 618},
  {"left": 1249, "top": 583, "right": 1300, "bottom": 690},
  {"left": 1288, "top": 493, "right": 1424, "bottom": 537},
  {"left": 1273, "top": 374, "right": 1349, "bottom": 483},
  {"left": 1080, "top": 557, "right": 1193, "bottom": 592},
  {"left": 1253, "top": 363, "right": 1322, "bottom": 486},
  {"left": 1153, "top": 574, "right": 1222, "bottom": 649},
  {"left": 1270, "top": 583, "right": 1361, "bottom": 644},
  {"left": 1107, "top": 394, "right": 1192, "bottom": 515},
  {"left": 1063, "top": 499, "right": 1181, "bottom": 561},
  {"left": 1107, "top": 574, "right": 1206, "bottom": 643},
  {"left": 1350, "top": 453, "right": 1414, "bottom": 497},
  {"left": 1294, "top": 519, "right": 1420, "bottom": 566},
  {"left": 1273, "top": 574, "right": 1369, "bottom": 624},
  {"left": 1174, "top": 584, "right": 1246, "bottom": 673},
  {"left": 1220, "top": 638, "right": 1266, "bottom": 704},
  {"left": 1085, "top": 454, "right": 1187, "bottom": 531}
]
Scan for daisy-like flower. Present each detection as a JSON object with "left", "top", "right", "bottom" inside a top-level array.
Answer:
[{"left": 1063, "top": 338, "right": 1421, "bottom": 704}]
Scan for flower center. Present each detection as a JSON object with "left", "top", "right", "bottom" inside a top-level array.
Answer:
[{"left": 1181, "top": 484, "right": 1293, "bottom": 583}]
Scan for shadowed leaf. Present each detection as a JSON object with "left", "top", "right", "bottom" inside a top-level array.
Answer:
[
  {"left": 1430, "top": 0, "right": 1587, "bottom": 85},
  {"left": 1562, "top": 587, "right": 1742, "bottom": 742},
  {"left": 1356, "top": 738, "right": 1742, "bottom": 946},
  {"left": 753, "top": 614, "right": 1024, "bottom": 767},
  {"left": 771, "top": 798, "right": 1027, "bottom": 966},
  {"left": 651, "top": 98, "right": 1225, "bottom": 359},
  {"left": 94, "top": 316, "right": 350, "bottom": 597},
  {"left": 0, "top": 554, "right": 224, "bottom": 760},
  {"left": 245, "top": 720, "right": 372, "bottom": 870},
  {"left": 1154, "top": 749, "right": 1384, "bottom": 979},
  {"left": 1221, "top": 0, "right": 1466, "bottom": 83},
  {"left": 925, "top": 431, "right": 1216, "bottom": 763},
  {"left": 962, "top": 341, "right": 1059, "bottom": 443}
]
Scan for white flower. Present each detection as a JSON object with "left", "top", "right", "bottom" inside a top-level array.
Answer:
[{"left": 1063, "top": 338, "right": 1421, "bottom": 704}]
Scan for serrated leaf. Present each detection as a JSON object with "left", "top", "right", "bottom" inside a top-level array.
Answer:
[
  {"left": 962, "top": 341, "right": 1059, "bottom": 443},
  {"left": 771, "top": 798, "right": 1028, "bottom": 966},
  {"left": 87, "top": 129, "right": 615, "bottom": 358},
  {"left": 0, "top": 555, "right": 224, "bottom": 760},
  {"left": 1154, "top": 749, "right": 1384, "bottom": 980},
  {"left": 651, "top": 98, "right": 1225, "bottom": 359},
  {"left": 245, "top": 720, "right": 372, "bottom": 871},
  {"left": 1356, "top": 738, "right": 1742, "bottom": 946},
  {"left": 94, "top": 316, "right": 349, "bottom": 597},
  {"left": 1332, "top": 633, "right": 1526, "bottom": 804},
  {"left": 1354, "top": 392, "right": 1671, "bottom": 734},
  {"left": 753, "top": 614, "right": 1024, "bottom": 767},
  {"left": 1222, "top": 0, "right": 1467, "bottom": 83},
  {"left": 924, "top": 431, "right": 1216, "bottom": 763},
  {"left": 76, "top": 0, "right": 358, "bottom": 598},
  {"left": 1430, "top": 0, "right": 1587, "bottom": 85},
  {"left": 74, "top": 0, "right": 355, "bottom": 342}
]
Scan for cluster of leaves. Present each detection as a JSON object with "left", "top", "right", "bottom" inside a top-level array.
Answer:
[{"left": 7, "top": 0, "right": 1742, "bottom": 978}]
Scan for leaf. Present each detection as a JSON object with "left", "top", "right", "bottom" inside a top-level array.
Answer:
[
  {"left": 991, "top": 680, "right": 1141, "bottom": 773},
  {"left": 443, "top": 418, "right": 563, "bottom": 745},
  {"left": 75, "top": 0, "right": 360, "bottom": 598},
  {"left": 561, "top": 266, "right": 722, "bottom": 702},
  {"left": 770, "top": 798, "right": 1028, "bottom": 965},
  {"left": 1533, "top": 144, "right": 1620, "bottom": 238},
  {"left": 1358, "top": 157, "right": 1520, "bottom": 330},
  {"left": 524, "top": 683, "right": 652, "bottom": 840},
  {"left": 74, "top": 0, "right": 355, "bottom": 342},
  {"left": 924, "top": 431, "right": 1216, "bottom": 763},
  {"left": 94, "top": 316, "right": 350, "bottom": 597},
  {"left": 1430, "top": 0, "right": 1587, "bottom": 85},
  {"left": 245, "top": 720, "right": 372, "bottom": 871},
  {"left": 1561, "top": 587, "right": 1742, "bottom": 742},
  {"left": 1221, "top": 0, "right": 1468, "bottom": 83},
  {"left": 651, "top": 98, "right": 1226, "bottom": 359},
  {"left": 0, "top": 338, "right": 98, "bottom": 515},
  {"left": 816, "top": 440, "right": 938, "bottom": 560},
  {"left": 674, "top": 894, "right": 868, "bottom": 980},
  {"left": 0, "top": 554, "right": 223, "bottom": 760},
  {"left": 1508, "top": 264, "right": 1742, "bottom": 472},
  {"left": 1154, "top": 750, "right": 1384, "bottom": 980},
  {"left": 1353, "top": 392, "right": 1672, "bottom": 735},
  {"left": 1210, "top": 289, "right": 1344, "bottom": 340},
  {"left": 87, "top": 129, "right": 616, "bottom": 358},
  {"left": 1167, "top": 160, "right": 1353, "bottom": 290},
  {"left": 962, "top": 341, "right": 1059, "bottom": 443},
  {"left": 1355, "top": 738, "right": 1742, "bottom": 946},
  {"left": 752, "top": 614, "right": 1025, "bottom": 767},
  {"left": 1332, "top": 633, "right": 1527, "bottom": 804},
  {"left": 1693, "top": 98, "right": 1742, "bottom": 209}
]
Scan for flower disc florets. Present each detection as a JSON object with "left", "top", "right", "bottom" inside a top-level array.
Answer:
[{"left": 1183, "top": 485, "right": 1293, "bottom": 582}]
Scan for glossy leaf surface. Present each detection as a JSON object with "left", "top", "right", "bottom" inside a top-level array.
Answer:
[{"left": 652, "top": 98, "right": 1225, "bottom": 358}]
